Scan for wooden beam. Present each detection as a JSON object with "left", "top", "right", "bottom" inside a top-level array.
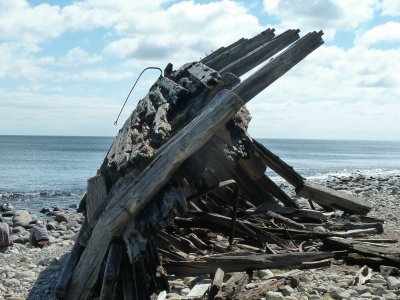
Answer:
[
  {"left": 220, "top": 29, "right": 300, "bottom": 77},
  {"left": 100, "top": 242, "right": 123, "bottom": 300},
  {"left": 165, "top": 252, "right": 335, "bottom": 276},
  {"left": 204, "top": 28, "right": 275, "bottom": 69},
  {"left": 296, "top": 180, "right": 372, "bottom": 215}
]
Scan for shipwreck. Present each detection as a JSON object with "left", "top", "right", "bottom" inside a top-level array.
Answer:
[{"left": 55, "top": 28, "right": 397, "bottom": 300}]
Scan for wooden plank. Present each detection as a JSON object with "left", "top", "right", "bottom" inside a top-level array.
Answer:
[
  {"left": 325, "top": 237, "right": 400, "bottom": 267},
  {"left": 183, "top": 283, "right": 211, "bottom": 300},
  {"left": 86, "top": 174, "right": 108, "bottom": 225},
  {"left": 201, "top": 38, "right": 247, "bottom": 65},
  {"left": 254, "top": 140, "right": 304, "bottom": 187},
  {"left": 220, "top": 29, "right": 300, "bottom": 77},
  {"left": 259, "top": 175, "right": 299, "bottom": 208},
  {"left": 100, "top": 242, "right": 123, "bottom": 300},
  {"left": 208, "top": 268, "right": 224, "bottom": 300},
  {"left": 297, "top": 180, "right": 372, "bottom": 215},
  {"left": 215, "top": 273, "right": 248, "bottom": 300},
  {"left": 65, "top": 31, "right": 324, "bottom": 300},
  {"left": 205, "top": 28, "right": 275, "bottom": 71},
  {"left": 164, "top": 251, "right": 335, "bottom": 275}
]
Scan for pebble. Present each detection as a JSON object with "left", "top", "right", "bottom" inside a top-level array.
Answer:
[{"left": 265, "top": 291, "right": 285, "bottom": 300}]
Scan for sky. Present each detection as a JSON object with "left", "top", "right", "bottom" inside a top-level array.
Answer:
[{"left": 0, "top": 0, "right": 399, "bottom": 140}]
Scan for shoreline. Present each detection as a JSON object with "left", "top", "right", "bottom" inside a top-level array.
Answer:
[{"left": 0, "top": 170, "right": 399, "bottom": 299}]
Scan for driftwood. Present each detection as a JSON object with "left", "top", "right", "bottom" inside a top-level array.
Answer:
[{"left": 54, "top": 26, "right": 395, "bottom": 300}]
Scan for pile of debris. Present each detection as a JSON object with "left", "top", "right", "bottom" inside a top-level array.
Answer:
[{"left": 55, "top": 28, "right": 399, "bottom": 300}]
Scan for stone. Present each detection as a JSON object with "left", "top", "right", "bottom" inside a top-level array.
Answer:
[
  {"left": 385, "top": 291, "right": 397, "bottom": 299},
  {"left": 3, "top": 278, "right": 21, "bottom": 287},
  {"left": 353, "top": 285, "right": 369, "bottom": 294},
  {"left": 359, "top": 292, "right": 372, "bottom": 298},
  {"left": 180, "top": 288, "right": 190, "bottom": 296},
  {"left": 54, "top": 213, "right": 71, "bottom": 223},
  {"left": 338, "top": 290, "right": 351, "bottom": 299},
  {"left": 12, "top": 210, "right": 32, "bottom": 227},
  {"left": 281, "top": 285, "right": 295, "bottom": 296},
  {"left": 166, "top": 293, "right": 181, "bottom": 300},
  {"left": 265, "top": 291, "right": 284, "bottom": 300},
  {"left": 386, "top": 276, "right": 400, "bottom": 289},
  {"left": 258, "top": 269, "right": 274, "bottom": 279}
]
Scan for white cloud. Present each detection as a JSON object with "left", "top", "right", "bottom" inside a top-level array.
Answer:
[
  {"left": 356, "top": 21, "right": 400, "bottom": 46},
  {"left": 246, "top": 43, "right": 400, "bottom": 140},
  {"left": 263, "top": 0, "right": 379, "bottom": 40},
  {"left": 103, "top": 0, "right": 262, "bottom": 65},
  {"left": 0, "top": 42, "right": 48, "bottom": 80},
  {"left": 0, "top": 0, "right": 63, "bottom": 43},
  {"left": 59, "top": 47, "right": 101, "bottom": 67},
  {"left": 381, "top": 0, "right": 400, "bottom": 16}
]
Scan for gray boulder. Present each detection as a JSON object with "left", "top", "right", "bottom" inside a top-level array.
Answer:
[{"left": 12, "top": 210, "right": 32, "bottom": 227}]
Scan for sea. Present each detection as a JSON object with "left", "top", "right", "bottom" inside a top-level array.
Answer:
[{"left": 0, "top": 136, "right": 399, "bottom": 216}]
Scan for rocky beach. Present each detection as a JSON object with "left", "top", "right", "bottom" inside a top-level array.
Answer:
[{"left": 0, "top": 170, "right": 399, "bottom": 300}]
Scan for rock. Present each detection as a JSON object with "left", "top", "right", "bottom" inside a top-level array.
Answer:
[
  {"left": 12, "top": 226, "right": 27, "bottom": 234},
  {"left": 68, "top": 204, "right": 78, "bottom": 209},
  {"left": 257, "top": 269, "right": 274, "bottom": 279},
  {"left": 338, "top": 290, "right": 351, "bottom": 299},
  {"left": 265, "top": 291, "right": 284, "bottom": 300},
  {"left": 281, "top": 285, "right": 295, "bottom": 296},
  {"left": 359, "top": 292, "right": 372, "bottom": 298},
  {"left": 54, "top": 213, "right": 71, "bottom": 223},
  {"left": 166, "top": 293, "right": 181, "bottom": 300},
  {"left": 385, "top": 291, "right": 397, "bottom": 299},
  {"left": 3, "top": 278, "right": 21, "bottom": 287},
  {"left": 12, "top": 210, "right": 32, "bottom": 227},
  {"left": 17, "top": 270, "right": 35, "bottom": 279},
  {"left": 386, "top": 276, "right": 400, "bottom": 289},
  {"left": 66, "top": 220, "right": 79, "bottom": 229},
  {"left": 40, "top": 207, "right": 50, "bottom": 214},
  {"left": 180, "top": 288, "right": 190, "bottom": 296},
  {"left": 353, "top": 285, "right": 369, "bottom": 294},
  {"left": 46, "top": 221, "right": 58, "bottom": 230},
  {"left": 53, "top": 207, "right": 63, "bottom": 212},
  {"left": 182, "top": 276, "right": 198, "bottom": 286}
]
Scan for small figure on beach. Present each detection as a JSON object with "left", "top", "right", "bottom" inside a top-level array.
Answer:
[
  {"left": 0, "top": 215, "right": 13, "bottom": 248},
  {"left": 30, "top": 219, "right": 50, "bottom": 248}
]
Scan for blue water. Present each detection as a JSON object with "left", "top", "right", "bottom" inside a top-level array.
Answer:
[{"left": 0, "top": 136, "right": 399, "bottom": 214}]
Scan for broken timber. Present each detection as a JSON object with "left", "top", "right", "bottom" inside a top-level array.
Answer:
[{"left": 56, "top": 27, "right": 383, "bottom": 300}]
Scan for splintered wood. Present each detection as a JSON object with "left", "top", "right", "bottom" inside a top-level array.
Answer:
[{"left": 55, "top": 28, "right": 396, "bottom": 300}]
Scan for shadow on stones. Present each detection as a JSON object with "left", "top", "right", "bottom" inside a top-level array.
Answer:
[{"left": 27, "top": 251, "right": 70, "bottom": 300}]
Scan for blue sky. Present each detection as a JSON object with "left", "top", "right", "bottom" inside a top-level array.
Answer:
[{"left": 0, "top": 0, "right": 399, "bottom": 140}]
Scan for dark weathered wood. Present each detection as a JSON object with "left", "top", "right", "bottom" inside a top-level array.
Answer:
[
  {"left": 220, "top": 29, "right": 300, "bottom": 76},
  {"left": 123, "top": 185, "right": 187, "bottom": 263},
  {"left": 201, "top": 38, "right": 247, "bottom": 64},
  {"left": 297, "top": 180, "right": 372, "bottom": 215},
  {"left": 100, "top": 242, "right": 123, "bottom": 300},
  {"left": 208, "top": 268, "right": 224, "bottom": 300},
  {"left": 325, "top": 237, "right": 400, "bottom": 267},
  {"left": 204, "top": 29, "right": 275, "bottom": 69},
  {"left": 164, "top": 252, "right": 336, "bottom": 275},
  {"left": 55, "top": 220, "right": 87, "bottom": 300},
  {"left": 86, "top": 174, "right": 108, "bottom": 225},
  {"left": 215, "top": 273, "right": 249, "bottom": 300},
  {"left": 233, "top": 277, "right": 293, "bottom": 300},
  {"left": 265, "top": 210, "right": 306, "bottom": 230},
  {"left": 183, "top": 283, "right": 211, "bottom": 300},
  {"left": 303, "top": 221, "right": 383, "bottom": 233},
  {"left": 260, "top": 175, "right": 299, "bottom": 208},
  {"left": 233, "top": 31, "right": 323, "bottom": 103},
  {"left": 254, "top": 139, "right": 304, "bottom": 187}
]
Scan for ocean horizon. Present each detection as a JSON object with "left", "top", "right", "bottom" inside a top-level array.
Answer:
[{"left": 1, "top": 135, "right": 399, "bottom": 216}]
